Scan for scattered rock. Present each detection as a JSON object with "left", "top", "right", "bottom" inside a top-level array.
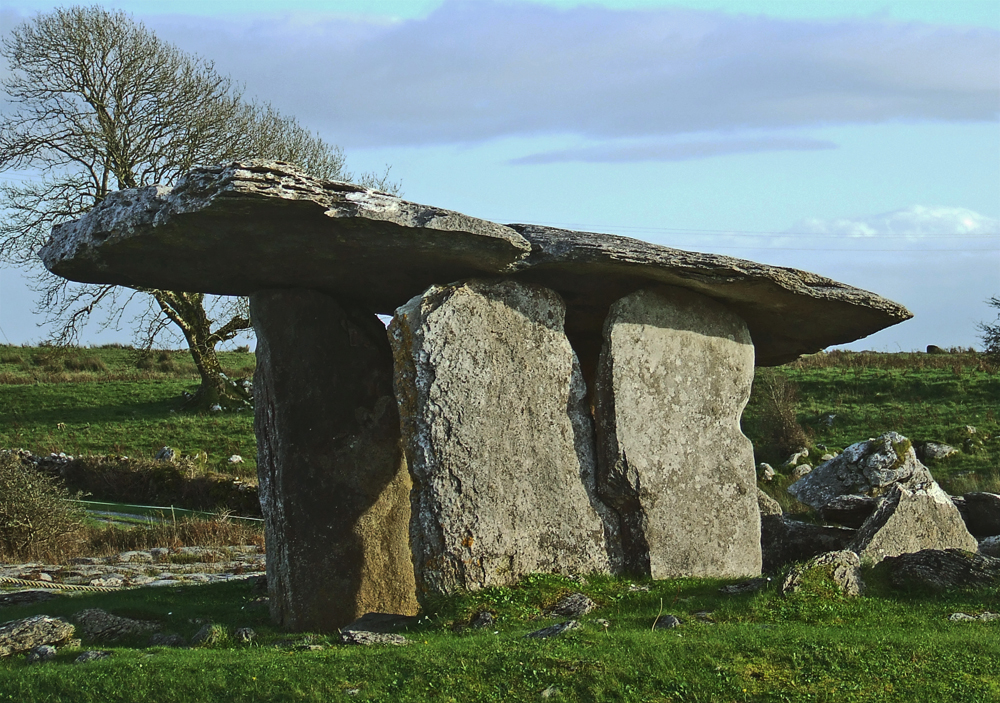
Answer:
[
  {"left": 469, "top": 611, "right": 495, "bottom": 629},
  {"left": 849, "top": 484, "right": 977, "bottom": 564},
  {"left": 652, "top": 614, "right": 682, "bottom": 629},
  {"left": 117, "top": 551, "right": 153, "bottom": 564},
  {"left": 340, "top": 630, "right": 409, "bottom": 646},
  {"left": 820, "top": 494, "right": 878, "bottom": 529},
  {"left": 919, "top": 442, "right": 958, "bottom": 461},
  {"left": 954, "top": 493, "right": 1000, "bottom": 537},
  {"left": 791, "top": 464, "right": 813, "bottom": 479},
  {"left": 758, "top": 463, "right": 776, "bottom": 481},
  {"left": 760, "top": 515, "right": 855, "bottom": 573},
  {"left": 719, "top": 577, "right": 771, "bottom": 595},
  {"left": 228, "top": 455, "right": 244, "bottom": 464},
  {"left": 783, "top": 448, "right": 809, "bottom": 469},
  {"left": 25, "top": 645, "right": 56, "bottom": 664},
  {"left": 926, "top": 345, "right": 947, "bottom": 354},
  {"left": 524, "top": 621, "right": 581, "bottom": 639},
  {"left": 949, "top": 611, "right": 1000, "bottom": 622},
  {"left": 342, "top": 613, "right": 418, "bottom": 634},
  {"left": 154, "top": 446, "right": 176, "bottom": 462},
  {"left": 74, "top": 650, "right": 112, "bottom": 664},
  {"left": 788, "top": 432, "right": 929, "bottom": 510},
  {"left": 233, "top": 627, "right": 256, "bottom": 644},
  {"left": 820, "top": 414, "right": 836, "bottom": 428},
  {"left": 781, "top": 550, "right": 864, "bottom": 597},
  {"left": 547, "top": 593, "right": 596, "bottom": 618},
  {"left": 148, "top": 633, "right": 186, "bottom": 648},
  {"left": 596, "top": 286, "right": 759, "bottom": 578},
  {"left": 757, "top": 489, "right": 782, "bottom": 517},
  {"left": 979, "top": 535, "right": 1000, "bottom": 558},
  {"left": 541, "top": 685, "right": 562, "bottom": 698},
  {"left": 191, "top": 623, "right": 226, "bottom": 646},
  {"left": 878, "top": 548, "right": 1000, "bottom": 590},
  {"left": 0, "top": 615, "right": 75, "bottom": 657},
  {"left": 73, "top": 609, "right": 158, "bottom": 642}
]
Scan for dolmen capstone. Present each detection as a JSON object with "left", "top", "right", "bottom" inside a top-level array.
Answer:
[{"left": 40, "top": 161, "right": 912, "bottom": 631}]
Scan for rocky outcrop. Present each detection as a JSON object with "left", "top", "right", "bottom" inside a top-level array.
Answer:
[
  {"left": 849, "top": 484, "right": 977, "bottom": 564},
  {"left": 781, "top": 550, "right": 864, "bottom": 597},
  {"left": 787, "top": 432, "right": 931, "bottom": 510},
  {"left": 788, "top": 432, "right": 976, "bottom": 564},
  {"left": 390, "top": 279, "right": 617, "bottom": 596},
  {"left": 878, "top": 548, "right": 1000, "bottom": 590},
  {"left": 252, "top": 289, "right": 417, "bottom": 630},
  {"left": 72, "top": 609, "right": 157, "bottom": 641},
  {"left": 41, "top": 161, "right": 911, "bottom": 368},
  {"left": 595, "top": 287, "right": 760, "bottom": 578},
  {"left": 0, "top": 616, "right": 74, "bottom": 657}
]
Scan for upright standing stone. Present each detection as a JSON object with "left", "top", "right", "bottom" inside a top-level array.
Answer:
[
  {"left": 595, "top": 286, "right": 761, "bottom": 578},
  {"left": 253, "top": 289, "right": 417, "bottom": 632},
  {"left": 390, "top": 279, "right": 619, "bottom": 597}
]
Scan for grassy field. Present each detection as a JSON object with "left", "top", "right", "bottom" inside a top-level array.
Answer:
[
  {"left": 1, "top": 569, "right": 999, "bottom": 702},
  {"left": 2, "top": 344, "right": 996, "bottom": 490},
  {"left": 0, "top": 345, "right": 256, "bottom": 474},
  {"left": 1, "top": 345, "right": 999, "bottom": 700}
]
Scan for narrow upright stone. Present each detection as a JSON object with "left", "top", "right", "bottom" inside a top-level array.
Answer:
[
  {"left": 252, "top": 289, "right": 417, "bottom": 632},
  {"left": 595, "top": 286, "right": 761, "bottom": 578},
  {"left": 390, "top": 279, "right": 618, "bottom": 597}
]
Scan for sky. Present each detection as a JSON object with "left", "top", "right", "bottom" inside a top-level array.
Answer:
[{"left": 0, "top": 0, "right": 998, "bottom": 353}]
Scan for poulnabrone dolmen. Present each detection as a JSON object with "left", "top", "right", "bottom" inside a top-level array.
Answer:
[{"left": 40, "top": 161, "right": 912, "bottom": 632}]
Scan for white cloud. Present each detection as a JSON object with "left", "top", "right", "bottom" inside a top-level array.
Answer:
[
  {"left": 135, "top": 1, "right": 999, "bottom": 149},
  {"left": 789, "top": 206, "right": 1000, "bottom": 240},
  {"left": 510, "top": 135, "right": 836, "bottom": 164}
]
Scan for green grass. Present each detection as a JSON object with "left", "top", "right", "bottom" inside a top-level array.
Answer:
[
  {"left": 2, "top": 573, "right": 1000, "bottom": 702},
  {"left": 743, "top": 350, "right": 1000, "bottom": 489},
  {"left": 0, "top": 345, "right": 256, "bottom": 470}
]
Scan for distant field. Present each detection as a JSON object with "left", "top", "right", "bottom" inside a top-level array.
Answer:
[
  {"left": 1, "top": 345, "right": 997, "bottom": 487},
  {"left": 0, "top": 345, "right": 256, "bottom": 473}
]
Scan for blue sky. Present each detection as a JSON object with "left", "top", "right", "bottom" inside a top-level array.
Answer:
[{"left": 1, "top": 0, "right": 998, "bottom": 352}]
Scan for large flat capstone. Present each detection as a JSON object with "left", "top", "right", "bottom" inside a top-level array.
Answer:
[
  {"left": 40, "top": 161, "right": 911, "bottom": 366},
  {"left": 253, "top": 289, "right": 417, "bottom": 631},
  {"left": 595, "top": 286, "right": 761, "bottom": 578},
  {"left": 390, "top": 279, "right": 619, "bottom": 596}
]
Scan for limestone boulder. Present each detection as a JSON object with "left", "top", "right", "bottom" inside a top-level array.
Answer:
[
  {"left": 849, "top": 484, "right": 978, "bottom": 564},
  {"left": 0, "top": 616, "right": 74, "bottom": 657},
  {"left": 253, "top": 289, "right": 417, "bottom": 631},
  {"left": 781, "top": 550, "right": 864, "bottom": 597},
  {"left": 757, "top": 489, "right": 783, "bottom": 517},
  {"left": 390, "top": 279, "right": 618, "bottom": 597},
  {"left": 878, "top": 548, "right": 1000, "bottom": 591},
  {"left": 787, "top": 432, "right": 934, "bottom": 509},
  {"left": 41, "top": 161, "right": 911, "bottom": 369},
  {"left": 595, "top": 286, "right": 760, "bottom": 578}
]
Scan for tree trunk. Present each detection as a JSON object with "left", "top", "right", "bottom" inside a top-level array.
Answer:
[{"left": 148, "top": 289, "right": 252, "bottom": 411}]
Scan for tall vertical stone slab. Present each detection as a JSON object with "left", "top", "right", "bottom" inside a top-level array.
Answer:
[
  {"left": 595, "top": 286, "right": 761, "bottom": 578},
  {"left": 252, "top": 289, "right": 417, "bottom": 632},
  {"left": 390, "top": 279, "right": 619, "bottom": 597}
]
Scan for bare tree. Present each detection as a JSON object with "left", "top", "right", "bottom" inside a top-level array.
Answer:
[{"left": 1, "top": 6, "right": 396, "bottom": 409}]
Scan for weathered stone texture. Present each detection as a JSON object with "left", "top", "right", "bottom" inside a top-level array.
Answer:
[
  {"left": 253, "top": 289, "right": 417, "bottom": 631},
  {"left": 781, "top": 550, "right": 864, "bottom": 597},
  {"left": 850, "top": 484, "right": 978, "bottom": 564},
  {"left": 0, "top": 616, "right": 74, "bottom": 657},
  {"left": 595, "top": 286, "right": 761, "bottom": 578},
  {"left": 390, "top": 279, "right": 617, "bottom": 597},
  {"left": 760, "top": 515, "right": 856, "bottom": 573}
]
